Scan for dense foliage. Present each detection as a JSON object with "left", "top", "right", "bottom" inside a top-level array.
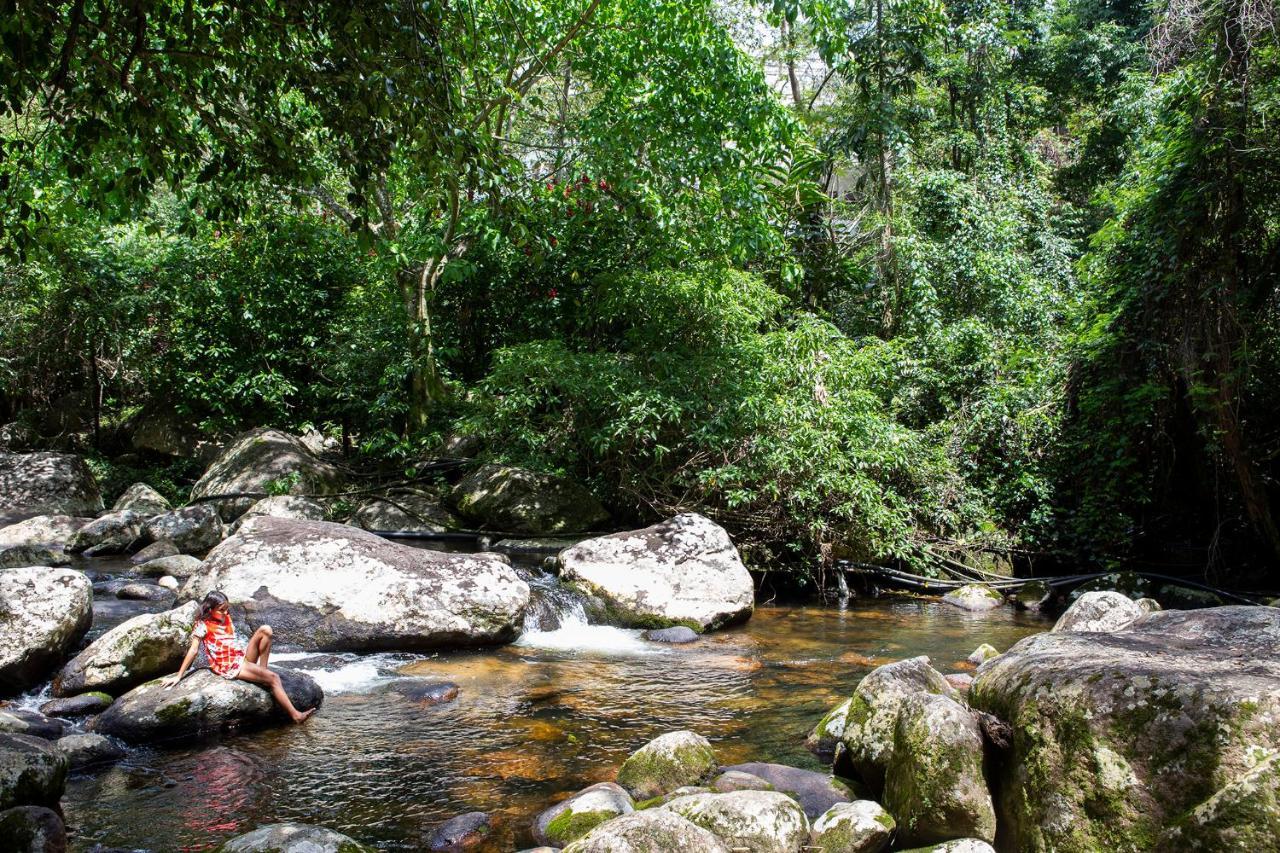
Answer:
[{"left": 1, "top": 0, "right": 1277, "bottom": 582}]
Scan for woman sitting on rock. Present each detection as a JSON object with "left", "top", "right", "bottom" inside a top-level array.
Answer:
[{"left": 164, "top": 590, "right": 316, "bottom": 723}]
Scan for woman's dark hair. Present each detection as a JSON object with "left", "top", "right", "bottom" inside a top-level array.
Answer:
[{"left": 198, "top": 590, "right": 229, "bottom": 622}]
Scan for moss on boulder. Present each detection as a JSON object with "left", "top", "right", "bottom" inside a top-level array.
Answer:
[
  {"left": 561, "top": 809, "right": 731, "bottom": 853},
  {"left": 659, "top": 790, "right": 809, "bottom": 853},
  {"left": 810, "top": 800, "right": 895, "bottom": 853},
  {"left": 616, "top": 731, "right": 718, "bottom": 800},
  {"left": 534, "top": 782, "right": 634, "bottom": 847}
]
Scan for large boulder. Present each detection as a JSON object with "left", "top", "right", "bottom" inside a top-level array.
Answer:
[
  {"left": 232, "top": 496, "right": 327, "bottom": 531},
  {"left": 130, "top": 408, "right": 203, "bottom": 458},
  {"left": 0, "top": 805, "right": 67, "bottom": 853},
  {"left": 534, "top": 782, "right": 634, "bottom": 847},
  {"left": 112, "top": 483, "right": 171, "bottom": 517},
  {"left": 0, "top": 734, "right": 67, "bottom": 811},
  {"left": 94, "top": 668, "right": 323, "bottom": 743},
  {"left": 941, "top": 585, "right": 1004, "bottom": 612},
  {"left": 0, "top": 515, "right": 91, "bottom": 550},
  {"left": 838, "top": 656, "right": 958, "bottom": 794},
  {"left": 67, "top": 510, "right": 145, "bottom": 554},
  {"left": 190, "top": 428, "right": 346, "bottom": 521},
  {"left": 182, "top": 517, "right": 529, "bottom": 651},
  {"left": 616, "top": 731, "right": 718, "bottom": 800},
  {"left": 720, "top": 763, "right": 855, "bottom": 821},
  {"left": 1051, "top": 590, "right": 1143, "bottom": 633},
  {"left": 810, "top": 800, "right": 895, "bottom": 853},
  {"left": 142, "top": 504, "right": 225, "bottom": 554},
  {"left": 351, "top": 489, "right": 460, "bottom": 533},
  {"left": 55, "top": 733, "right": 125, "bottom": 769},
  {"left": 0, "top": 710, "right": 64, "bottom": 740},
  {"left": 137, "top": 554, "right": 203, "bottom": 578},
  {"left": 130, "top": 539, "right": 180, "bottom": 564},
  {"left": 970, "top": 606, "right": 1280, "bottom": 851},
  {"left": 0, "top": 567, "right": 93, "bottom": 697},
  {"left": 0, "top": 452, "right": 102, "bottom": 522},
  {"left": 54, "top": 601, "right": 199, "bottom": 697},
  {"left": 0, "top": 544, "right": 68, "bottom": 569},
  {"left": 660, "top": 790, "right": 810, "bottom": 853},
  {"left": 561, "top": 810, "right": 731, "bottom": 853},
  {"left": 883, "top": 693, "right": 995, "bottom": 846},
  {"left": 559, "top": 514, "right": 754, "bottom": 632},
  {"left": 216, "top": 823, "right": 374, "bottom": 852},
  {"left": 449, "top": 463, "right": 609, "bottom": 535}
]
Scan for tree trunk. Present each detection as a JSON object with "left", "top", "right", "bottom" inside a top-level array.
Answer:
[{"left": 398, "top": 266, "right": 446, "bottom": 433}]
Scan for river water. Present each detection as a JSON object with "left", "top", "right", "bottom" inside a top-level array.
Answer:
[{"left": 42, "top": 561, "right": 1049, "bottom": 851}]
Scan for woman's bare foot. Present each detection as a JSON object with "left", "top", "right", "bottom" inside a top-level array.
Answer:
[{"left": 293, "top": 708, "right": 316, "bottom": 723}]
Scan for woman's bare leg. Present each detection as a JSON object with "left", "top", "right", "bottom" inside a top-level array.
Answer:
[
  {"left": 244, "top": 625, "right": 273, "bottom": 666},
  {"left": 235, "top": 659, "right": 314, "bottom": 722}
]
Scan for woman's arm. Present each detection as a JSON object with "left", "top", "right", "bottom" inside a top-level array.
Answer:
[{"left": 164, "top": 637, "right": 201, "bottom": 688}]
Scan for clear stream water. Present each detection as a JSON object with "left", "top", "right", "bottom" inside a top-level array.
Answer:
[{"left": 27, "top": 555, "right": 1050, "bottom": 852}]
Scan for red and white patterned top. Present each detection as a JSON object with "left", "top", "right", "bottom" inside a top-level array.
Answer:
[{"left": 193, "top": 612, "right": 245, "bottom": 678}]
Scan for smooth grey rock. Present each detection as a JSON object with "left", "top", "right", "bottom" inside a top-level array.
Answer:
[
  {"left": 643, "top": 627, "right": 700, "bottom": 644},
  {"left": 721, "top": 762, "right": 855, "bottom": 821},
  {"left": 136, "top": 554, "right": 203, "bottom": 578},
  {"left": 54, "top": 602, "right": 199, "bottom": 697},
  {"left": 39, "top": 693, "right": 112, "bottom": 718},
  {"left": 426, "top": 811, "right": 491, "bottom": 851},
  {"left": 534, "top": 782, "right": 634, "bottom": 847},
  {"left": 231, "top": 496, "right": 327, "bottom": 532},
  {"left": 0, "top": 567, "right": 93, "bottom": 696},
  {"left": 0, "top": 515, "right": 91, "bottom": 550},
  {"left": 181, "top": 517, "right": 529, "bottom": 651},
  {"left": 55, "top": 733, "right": 124, "bottom": 768},
  {"left": 616, "top": 731, "right": 718, "bottom": 800},
  {"left": 350, "top": 490, "right": 459, "bottom": 534},
  {"left": 1052, "top": 591, "right": 1143, "bottom": 633},
  {"left": 129, "top": 540, "right": 178, "bottom": 565},
  {"left": 0, "top": 805, "right": 67, "bottom": 853},
  {"left": 711, "top": 770, "right": 773, "bottom": 793},
  {"left": 0, "top": 453, "right": 103, "bottom": 520},
  {"left": 883, "top": 693, "right": 995, "bottom": 845},
  {"left": 449, "top": 463, "right": 609, "bottom": 535},
  {"left": 142, "top": 505, "right": 224, "bottom": 554},
  {"left": 0, "top": 734, "right": 67, "bottom": 810},
  {"left": 971, "top": 606, "right": 1280, "bottom": 850},
  {"left": 0, "top": 544, "right": 68, "bottom": 569},
  {"left": 68, "top": 510, "right": 144, "bottom": 554},
  {"left": 660, "top": 790, "right": 809, "bottom": 853},
  {"left": 560, "top": 514, "right": 753, "bottom": 632},
  {"left": 0, "top": 710, "right": 65, "bottom": 740},
  {"left": 190, "top": 428, "right": 346, "bottom": 521},
  {"left": 941, "top": 584, "right": 1003, "bottom": 612},
  {"left": 116, "top": 583, "right": 174, "bottom": 603},
  {"left": 216, "top": 822, "right": 374, "bottom": 852},
  {"left": 810, "top": 800, "right": 894, "bottom": 853},
  {"left": 94, "top": 668, "right": 322, "bottom": 743},
  {"left": 112, "top": 483, "right": 171, "bottom": 517},
  {"left": 562, "top": 809, "right": 730, "bottom": 853}
]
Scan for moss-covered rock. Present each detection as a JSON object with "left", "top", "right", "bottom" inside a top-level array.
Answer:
[
  {"left": 810, "top": 800, "right": 894, "bottom": 853},
  {"left": 0, "top": 734, "right": 67, "bottom": 811},
  {"left": 561, "top": 809, "right": 731, "bottom": 853},
  {"left": 534, "top": 782, "right": 634, "bottom": 847},
  {"left": 616, "top": 731, "right": 718, "bottom": 800},
  {"left": 191, "top": 428, "right": 347, "bottom": 521},
  {"left": 659, "top": 790, "right": 810, "bottom": 853},
  {"left": 883, "top": 693, "right": 995, "bottom": 845},
  {"left": 216, "top": 822, "right": 374, "bottom": 852},
  {"left": 54, "top": 601, "right": 199, "bottom": 697},
  {"left": 806, "top": 697, "right": 853, "bottom": 760},
  {"left": 68, "top": 509, "right": 145, "bottom": 554},
  {"left": 966, "top": 644, "right": 1000, "bottom": 666},
  {"left": 0, "top": 805, "right": 66, "bottom": 853},
  {"left": 970, "top": 605, "right": 1280, "bottom": 851},
  {"left": 0, "top": 566, "right": 93, "bottom": 697},
  {"left": 941, "top": 585, "right": 1004, "bottom": 612},
  {"left": 837, "top": 656, "right": 957, "bottom": 795},
  {"left": 112, "top": 482, "right": 172, "bottom": 517},
  {"left": 720, "top": 762, "right": 857, "bottom": 821},
  {"left": 143, "top": 504, "right": 225, "bottom": 554},
  {"left": 711, "top": 770, "right": 774, "bottom": 793},
  {"left": 450, "top": 463, "right": 609, "bottom": 535}
]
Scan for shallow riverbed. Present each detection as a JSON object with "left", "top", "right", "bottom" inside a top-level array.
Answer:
[{"left": 50, "top": 587, "right": 1048, "bottom": 851}]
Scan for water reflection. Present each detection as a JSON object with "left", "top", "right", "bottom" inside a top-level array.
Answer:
[{"left": 63, "top": 599, "right": 1047, "bottom": 851}]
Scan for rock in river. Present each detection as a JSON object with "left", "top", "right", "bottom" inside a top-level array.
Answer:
[
  {"left": 561, "top": 810, "right": 730, "bottom": 853},
  {"left": 116, "top": 582, "right": 174, "bottom": 603},
  {"left": 449, "top": 463, "right": 609, "bottom": 535},
  {"left": 426, "top": 811, "right": 491, "bottom": 851},
  {"left": 112, "top": 482, "right": 171, "bottom": 517},
  {"left": 129, "top": 539, "right": 179, "bottom": 565},
  {"left": 970, "top": 605, "right": 1280, "bottom": 851},
  {"left": 182, "top": 518, "right": 529, "bottom": 651},
  {"left": 94, "top": 668, "right": 323, "bottom": 743},
  {"left": 231, "top": 495, "right": 327, "bottom": 531},
  {"left": 217, "top": 822, "right": 374, "bottom": 852},
  {"left": 0, "top": 567, "right": 93, "bottom": 697},
  {"left": 55, "top": 733, "right": 125, "bottom": 769},
  {"left": 67, "top": 510, "right": 145, "bottom": 555},
  {"left": 190, "top": 427, "right": 346, "bottom": 521},
  {"left": 137, "top": 554, "right": 203, "bottom": 578},
  {"left": 941, "top": 584, "right": 1003, "bottom": 612},
  {"left": 1051, "top": 590, "right": 1143, "bottom": 633},
  {"left": 559, "top": 513, "right": 754, "bottom": 632},
  {"left": 142, "top": 504, "right": 225, "bottom": 554},
  {"left": 0, "top": 710, "right": 64, "bottom": 740},
  {"left": 616, "top": 731, "right": 718, "bottom": 800},
  {"left": 0, "top": 515, "right": 91, "bottom": 550},
  {"left": 0, "top": 734, "right": 67, "bottom": 811},
  {"left": 534, "top": 782, "right": 634, "bottom": 847},
  {"left": 0, "top": 805, "right": 67, "bottom": 853},
  {"left": 54, "top": 602, "right": 199, "bottom": 697},
  {"left": 720, "top": 762, "right": 855, "bottom": 820},
  {"left": 40, "top": 693, "right": 112, "bottom": 718},
  {"left": 810, "top": 800, "right": 895, "bottom": 853},
  {"left": 660, "top": 790, "right": 810, "bottom": 853},
  {"left": 350, "top": 489, "right": 459, "bottom": 534},
  {"left": 0, "top": 452, "right": 103, "bottom": 521}
]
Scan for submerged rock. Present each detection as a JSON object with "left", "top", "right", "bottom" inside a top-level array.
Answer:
[
  {"left": 810, "top": 800, "right": 895, "bottom": 853},
  {"left": 533, "top": 782, "right": 634, "bottom": 847},
  {"left": 0, "top": 567, "right": 93, "bottom": 697},
  {"left": 0, "top": 805, "right": 67, "bottom": 853},
  {"left": 0, "top": 734, "right": 67, "bottom": 810},
  {"left": 0, "top": 452, "right": 103, "bottom": 520},
  {"left": 68, "top": 510, "right": 144, "bottom": 555},
  {"left": 190, "top": 428, "right": 346, "bottom": 521},
  {"left": 425, "top": 811, "right": 491, "bottom": 851},
  {"left": 970, "top": 606, "right": 1280, "bottom": 850},
  {"left": 449, "top": 463, "right": 609, "bottom": 535},
  {"left": 561, "top": 809, "right": 730, "bottom": 853},
  {"left": 883, "top": 693, "right": 995, "bottom": 845},
  {"left": 1012, "top": 579, "right": 1052, "bottom": 612},
  {"left": 941, "top": 585, "right": 1003, "bottom": 612},
  {"left": 55, "top": 733, "right": 125, "bottom": 769},
  {"left": 217, "top": 823, "right": 374, "bottom": 852},
  {"left": 142, "top": 505, "right": 224, "bottom": 554},
  {"left": 643, "top": 627, "right": 699, "bottom": 644},
  {"left": 391, "top": 681, "right": 460, "bottom": 706},
  {"left": 1051, "top": 590, "right": 1143, "bottom": 633},
  {"left": 660, "top": 790, "right": 809, "bottom": 853},
  {"left": 231, "top": 495, "right": 327, "bottom": 531},
  {"left": 560, "top": 514, "right": 754, "bottom": 632},
  {"left": 837, "top": 656, "right": 957, "bottom": 795},
  {"left": 182, "top": 517, "right": 529, "bottom": 651},
  {"left": 54, "top": 602, "right": 199, "bottom": 697},
  {"left": 93, "top": 668, "right": 322, "bottom": 743},
  {"left": 112, "top": 483, "right": 171, "bottom": 517},
  {"left": 616, "top": 731, "right": 718, "bottom": 800},
  {"left": 351, "top": 490, "right": 459, "bottom": 534},
  {"left": 721, "top": 762, "right": 855, "bottom": 821}
]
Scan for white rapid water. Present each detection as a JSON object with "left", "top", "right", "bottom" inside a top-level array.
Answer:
[
  {"left": 274, "top": 652, "right": 422, "bottom": 695},
  {"left": 514, "top": 584, "right": 663, "bottom": 655}
]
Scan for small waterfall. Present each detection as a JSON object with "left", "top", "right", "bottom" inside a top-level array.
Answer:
[
  {"left": 516, "top": 572, "right": 660, "bottom": 655},
  {"left": 522, "top": 572, "right": 589, "bottom": 632}
]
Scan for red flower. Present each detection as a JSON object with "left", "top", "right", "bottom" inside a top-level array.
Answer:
[
  {"left": 598, "top": 179, "right": 608, "bottom": 190},
  {"left": 546, "top": 182, "right": 554, "bottom": 192},
  {"left": 549, "top": 236, "right": 558, "bottom": 247},
  {"left": 547, "top": 288, "right": 558, "bottom": 299}
]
